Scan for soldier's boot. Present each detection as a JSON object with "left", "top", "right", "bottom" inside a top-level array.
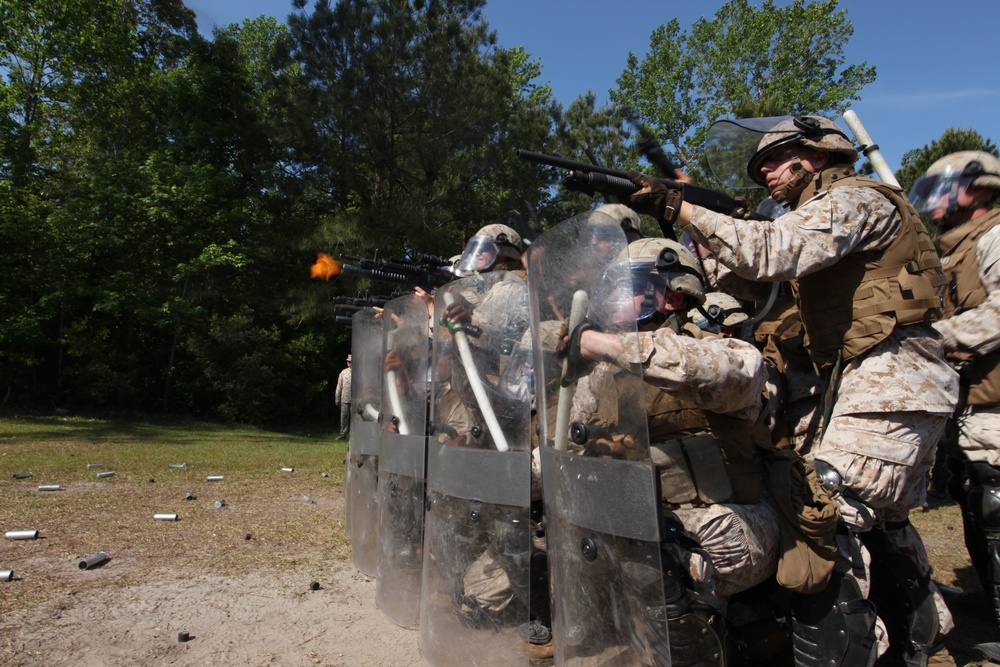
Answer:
[
  {"left": 966, "top": 462, "right": 1000, "bottom": 629},
  {"left": 861, "top": 525, "right": 942, "bottom": 667},
  {"left": 791, "top": 571, "right": 877, "bottom": 667},
  {"left": 622, "top": 554, "right": 727, "bottom": 667}
]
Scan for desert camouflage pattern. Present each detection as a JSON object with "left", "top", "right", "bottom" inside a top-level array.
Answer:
[
  {"left": 664, "top": 501, "right": 780, "bottom": 606},
  {"left": 684, "top": 185, "right": 959, "bottom": 418},
  {"left": 683, "top": 182, "right": 960, "bottom": 646},
  {"left": 934, "top": 219, "right": 1000, "bottom": 464},
  {"left": 582, "top": 325, "right": 780, "bottom": 608},
  {"left": 955, "top": 405, "right": 1000, "bottom": 466},
  {"left": 611, "top": 328, "right": 766, "bottom": 419}
]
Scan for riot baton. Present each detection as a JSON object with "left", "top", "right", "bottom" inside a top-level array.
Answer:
[
  {"left": 384, "top": 330, "right": 411, "bottom": 436},
  {"left": 843, "top": 110, "right": 901, "bottom": 188},
  {"left": 442, "top": 292, "right": 510, "bottom": 452},
  {"left": 554, "top": 290, "right": 589, "bottom": 452}
]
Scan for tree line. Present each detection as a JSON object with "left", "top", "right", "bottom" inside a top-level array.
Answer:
[{"left": 0, "top": 0, "right": 993, "bottom": 423}]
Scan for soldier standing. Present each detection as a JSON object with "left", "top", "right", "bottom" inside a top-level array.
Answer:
[
  {"left": 335, "top": 354, "right": 352, "bottom": 439},
  {"left": 911, "top": 151, "right": 1000, "bottom": 630},
  {"left": 622, "top": 115, "right": 960, "bottom": 666}
]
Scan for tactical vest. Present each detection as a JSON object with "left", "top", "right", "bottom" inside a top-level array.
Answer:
[
  {"left": 934, "top": 209, "right": 1000, "bottom": 406},
  {"left": 646, "top": 328, "right": 768, "bottom": 508},
  {"left": 792, "top": 167, "right": 946, "bottom": 367}
]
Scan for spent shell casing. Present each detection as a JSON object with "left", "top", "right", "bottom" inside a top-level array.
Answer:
[
  {"left": 5, "top": 530, "right": 38, "bottom": 540},
  {"left": 97, "top": 471, "right": 115, "bottom": 478},
  {"left": 78, "top": 552, "right": 109, "bottom": 570}
]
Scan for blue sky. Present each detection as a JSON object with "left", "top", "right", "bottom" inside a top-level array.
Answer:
[{"left": 190, "top": 0, "right": 1000, "bottom": 174}]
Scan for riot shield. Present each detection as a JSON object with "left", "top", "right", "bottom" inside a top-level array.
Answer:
[
  {"left": 375, "top": 292, "right": 431, "bottom": 628},
  {"left": 346, "top": 308, "right": 383, "bottom": 576},
  {"left": 419, "top": 271, "right": 536, "bottom": 667},
  {"left": 527, "top": 212, "right": 670, "bottom": 665}
]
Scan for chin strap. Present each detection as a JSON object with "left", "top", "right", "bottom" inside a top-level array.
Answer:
[{"left": 771, "top": 157, "right": 814, "bottom": 203}]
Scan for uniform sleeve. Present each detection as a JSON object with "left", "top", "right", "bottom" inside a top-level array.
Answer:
[
  {"left": 934, "top": 224, "right": 1000, "bottom": 355},
  {"left": 682, "top": 187, "right": 901, "bottom": 282},
  {"left": 611, "top": 328, "right": 767, "bottom": 414}
]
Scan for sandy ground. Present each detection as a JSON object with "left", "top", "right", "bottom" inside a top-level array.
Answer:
[
  {"left": 0, "top": 491, "right": 993, "bottom": 666},
  {"left": 0, "top": 564, "right": 430, "bottom": 667}
]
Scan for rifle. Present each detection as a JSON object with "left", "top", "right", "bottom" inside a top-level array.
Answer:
[
  {"left": 333, "top": 294, "right": 399, "bottom": 311},
  {"left": 316, "top": 252, "right": 456, "bottom": 291},
  {"left": 516, "top": 149, "right": 769, "bottom": 224}
]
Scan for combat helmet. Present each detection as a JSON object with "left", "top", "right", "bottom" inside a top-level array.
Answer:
[
  {"left": 747, "top": 116, "right": 858, "bottom": 186},
  {"left": 595, "top": 203, "right": 644, "bottom": 242},
  {"left": 696, "top": 292, "right": 749, "bottom": 328},
  {"left": 454, "top": 224, "right": 523, "bottom": 275},
  {"left": 627, "top": 237, "right": 706, "bottom": 307},
  {"left": 909, "top": 151, "right": 1000, "bottom": 215}
]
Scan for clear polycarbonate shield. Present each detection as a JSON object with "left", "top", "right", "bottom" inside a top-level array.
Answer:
[
  {"left": 346, "top": 308, "right": 383, "bottom": 576},
  {"left": 704, "top": 115, "right": 793, "bottom": 190},
  {"left": 909, "top": 166, "right": 966, "bottom": 215},
  {"left": 527, "top": 211, "right": 671, "bottom": 665},
  {"left": 453, "top": 236, "right": 500, "bottom": 276},
  {"left": 375, "top": 293, "right": 431, "bottom": 629},
  {"left": 419, "top": 271, "right": 536, "bottom": 667}
]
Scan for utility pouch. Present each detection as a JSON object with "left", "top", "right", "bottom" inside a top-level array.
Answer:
[
  {"left": 651, "top": 434, "right": 734, "bottom": 507},
  {"left": 684, "top": 434, "right": 733, "bottom": 504},
  {"left": 651, "top": 440, "right": 698, "bottom": 506}
]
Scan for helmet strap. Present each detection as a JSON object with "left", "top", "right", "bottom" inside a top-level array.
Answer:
[{"left": 771, "top": 157, "right": 814, "bottom": 203}]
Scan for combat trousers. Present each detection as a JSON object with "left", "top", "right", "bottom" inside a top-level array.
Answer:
[{"left": 814, "top": 410, "right": 955, "bottom": 652}]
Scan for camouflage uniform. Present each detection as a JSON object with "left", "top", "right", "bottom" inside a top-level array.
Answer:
[
  {"left": 576, "top": 325, "right": 779, "bottom": 609},
  {"left": 680, "top": 180, "right": 960, "bottom": 643},
  {"left": 934, "top": 214, "right": 1000, "bottom": 465}
]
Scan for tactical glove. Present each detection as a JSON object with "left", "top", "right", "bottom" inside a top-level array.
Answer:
[{"left": 625, "top": 170, "right": 684, "bottom": 224}]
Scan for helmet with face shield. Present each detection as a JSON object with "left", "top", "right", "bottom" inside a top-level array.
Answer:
[
  {"left": 704, "top": 115, "right": 857, "bottom": 191},
  {"left": 909, "top": 151, "right": 1000, "bottom": 220},
  {"left": 453, "top": 224, "right": 523, "bottom": 276},
  {"left": 595, "top": 203, "right": 644, "bottom": 242},
  {"left": 610, "top": 238, "right": 706, "bottom": 326}
]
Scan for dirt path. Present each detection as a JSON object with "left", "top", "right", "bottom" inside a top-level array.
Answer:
[{"left": 1, "top": 564, "right": 429, "bottom": 667}]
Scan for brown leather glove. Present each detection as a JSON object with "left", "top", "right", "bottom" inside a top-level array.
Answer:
[{"left": 625, "top": 170, "right": 684, "bottom": 224}]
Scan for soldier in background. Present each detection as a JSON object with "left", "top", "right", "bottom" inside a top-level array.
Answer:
[
  {"left": 335, "top": 354, "right": 352, "bottom": 439},
  {"left": 595, "top": 202, "right": 645, "bottom": 243},
  {"left": 622, "top": 115, "right": 960, "bottom": 666},
  {"left": 911, "top": 151, "right": 1000, "bottom": 633}
]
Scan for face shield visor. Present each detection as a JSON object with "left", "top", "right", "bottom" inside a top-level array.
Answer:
[
  {"left": 705, "top": 116, "right": 798, "bottom": 190},
  {"left": 454, "top": 236, "right": 500, "bottom": 276},
  {"left": 603, "top": 260, "right": 669, "bottom": 327},
  {"left": 908, "top": 166, "right": 970, "bottom": 219}
]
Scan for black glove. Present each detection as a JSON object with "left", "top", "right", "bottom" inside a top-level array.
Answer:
[{"left": 625, "top": 170, "right": 684, "bottom": 224}]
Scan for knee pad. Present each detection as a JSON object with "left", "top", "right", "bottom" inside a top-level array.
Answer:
[
  {"left": 791, "top": 572, "right": 876, "bottom": 667},
  {"left": 862, "top": 526, "right": 941, "bottom": 667}
]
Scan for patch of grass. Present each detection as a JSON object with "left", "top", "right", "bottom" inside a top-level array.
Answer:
[{"left": 0, "top": 415, "right": 351, "bottom": 616}]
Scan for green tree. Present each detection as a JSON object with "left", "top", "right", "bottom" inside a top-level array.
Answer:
[
  {"left": 284, "top": 0, "right": 554, "bottom": 265},
  {"left": 611, "top": 0, "right": 875, "bottom": 190}
]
